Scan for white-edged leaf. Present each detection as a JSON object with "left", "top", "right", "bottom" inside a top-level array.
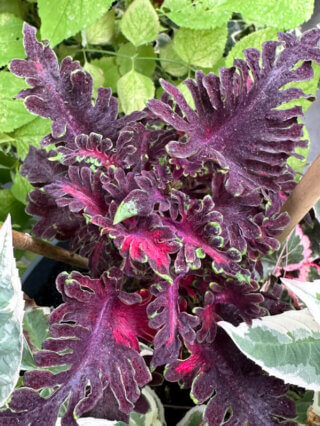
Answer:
[
  {"left": 282, "top": 278, "right": 320, "bottom": 326},
  {"left": 219, "top": 309, "right": 320, "bottom": 391},
  {"left": 0, "top": 215, "right": 24, "bottom": 406},
  {"left": 120, "top": 0, "right": 160, "bottom": 47},
  {"left": 129, "top": 386, "right": 166, "bottom": 426},
  {"left": 177, "top": 405, "right": 205, "bottom": 426},
  {"left": 117, "top": 69, "right": 154, "bottom": 114}
]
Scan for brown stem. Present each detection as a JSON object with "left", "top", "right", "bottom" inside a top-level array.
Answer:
[
  {"left": 277, "top": 154, "right": 320, "bottom": 244},
  {"left": 9, "top": 228, "right": 89, "bottom": 270}
]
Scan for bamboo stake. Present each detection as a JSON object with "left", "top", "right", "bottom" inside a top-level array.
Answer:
[
  {"left": 7, "top": 227, "right": 89, "bottom": 270},
  {"left": 277, "top": 154, "right": 320, "bottom": 244}
]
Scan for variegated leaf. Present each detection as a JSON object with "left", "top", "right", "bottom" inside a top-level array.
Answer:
[{"left": 219, "top": 309, "right": 320, "bottom": 391}]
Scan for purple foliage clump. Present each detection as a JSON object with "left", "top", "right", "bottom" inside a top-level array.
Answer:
[{"left": 3, "top": 23, "right": 320, "bottom": 425}]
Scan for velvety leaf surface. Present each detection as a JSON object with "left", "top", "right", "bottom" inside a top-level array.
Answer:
[
  {"left": 0, "top": 269, "right": 152, "bottom": 425},
  {"left": 93, "top": 214, "right": 180, "bottom": 280},
  {"left": 165, "top": 330, "right": 296, "bottom": 425},
  {"left": 45, "top": 166, "right": 108, "bottom": 217},
  {"left": 148, "top": 30, "right": 320, "bottom": 195},
  {"left": 10, "top": 24, "right": 144, "bottom": 145},
  {"left": 147, "top": 277, "right": 199, "bottom": 366}
]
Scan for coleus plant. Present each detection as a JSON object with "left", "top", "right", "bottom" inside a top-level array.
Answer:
[{"left": 1, "top": 23, "right": 320, "bottom": 425}]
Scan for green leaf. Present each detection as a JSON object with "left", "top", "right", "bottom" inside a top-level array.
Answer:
[
  {"left": 37, "top": 0, "right": 114, "bottom": 47},
  {"left": 0, "top": 13, "right": 25, "bottom": 67},
  {"left": 225, "top": 28, "right": 279, "bottom": 68},
  {"left": 160, "top": 42, "right": 188, "bottom": 77},
  {"left": 173, "top": 26, "right": 227, "bottom": 68},
  {"left": 238, "top": 0, "right": 314, "bottom": 29},
  {"left": 280, "top": 62, "right": 320, "bottom": 113},
  {"left": 23, "top": 307, "right": 50, "bottom": 353},
  {"left": 90, "top": 57, "right": 120, "bottom": 94},
  {"left": 161, "top": 0, "right": 231, "bottom": 30},
  {"left": 288, "top": 390, "right": 313, "bottom": 424},
  {"left": 0, "top": 189, "right": 29, "bottom": 226},
  {"left": 11, "top": 172, "right": 33, "bottom": 205},
  {"left": 85, "top": 9, "right": 115, "bottom": 45},
  {"left": 161, "top": 0, "right": 314, "bottom": 30},
  {"left": 21, "top": 336, "right": 36, "bottom": 371},
  {"left": 117, "top": 69, "right": 154, "bottom": 114},
  {"left": 177, "top": 82, "right": 195, "bottom": 109},
  {"left": 114, "top": 199, "right": 138, "bottom": 224},
  {"left": 116, "top": 43, "right": 156, "bottom": 77},
  {"left": 0, "top": 215, "right": 24, "bottom": 406},
  {"left": 120, "top": 0, "right": 160, "bottom": 47},
  {"left": 0, "top": 71, "right": 34, "bottom": 133},
  {"left": 83, "top": 62, "right": 105, "bottom": 97},
  {"left": 282, "top": 278, "right": 320, "bottom": 327},
  {"left": 219, "top": 309, "right": 320, "bottom": 391},
  {"left": 0, "top": 0, "right": 24, "bottom": 18},
  {"left": 177, "top": 405, "right": 205, "bottom": 426},
  {"left": 11, "top": 117, "right": 51, "bottom": 160},
  {"left": 287, "top": 126, "right": 310, "bottom": 179}
]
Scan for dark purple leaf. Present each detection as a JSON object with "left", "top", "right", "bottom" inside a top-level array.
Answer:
[
  {"left": 147, "top": 277, "right": 199, "bottom": 366},
  {"left": 20, "top": 146, "right": 67, "bottom": 186},
  {"left": 0, "top": 269, "right": 152, "bottom": 425},
  {"left": 148, "top": 30, "right": 320, "bottom": 195},
  {"left": 165, "top": 330, "right": 296, "bottom": 425},
  {"left": 57, "top": 133, "right": 118, "bottom": 170},
  {"left": 44, "top": 166, "right": 108, "bottom": 217},
  {"left": 92, "top": 213, "right": 180, "bottom": 279},
  {"left": 26, "top": 189, "right": 82, "bottom": 240},
  {"left": 10, "top": 24, "right": 144, "bottom": 145}
]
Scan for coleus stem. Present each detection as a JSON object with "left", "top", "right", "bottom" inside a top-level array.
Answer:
[{"left": 0, "top": 225, "right": 89, "bottom": 269}]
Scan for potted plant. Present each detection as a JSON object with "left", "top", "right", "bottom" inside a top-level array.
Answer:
[{"left": 1, "top": 1, "right": 320, "bottom": 425}]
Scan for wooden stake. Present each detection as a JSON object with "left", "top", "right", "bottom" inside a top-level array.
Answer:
[
  {"left": 278, "top": 154, "right": 320, "bottom": 244},
  {"left": 7, "top": 227, "right": 89, "bottom": 270}
]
